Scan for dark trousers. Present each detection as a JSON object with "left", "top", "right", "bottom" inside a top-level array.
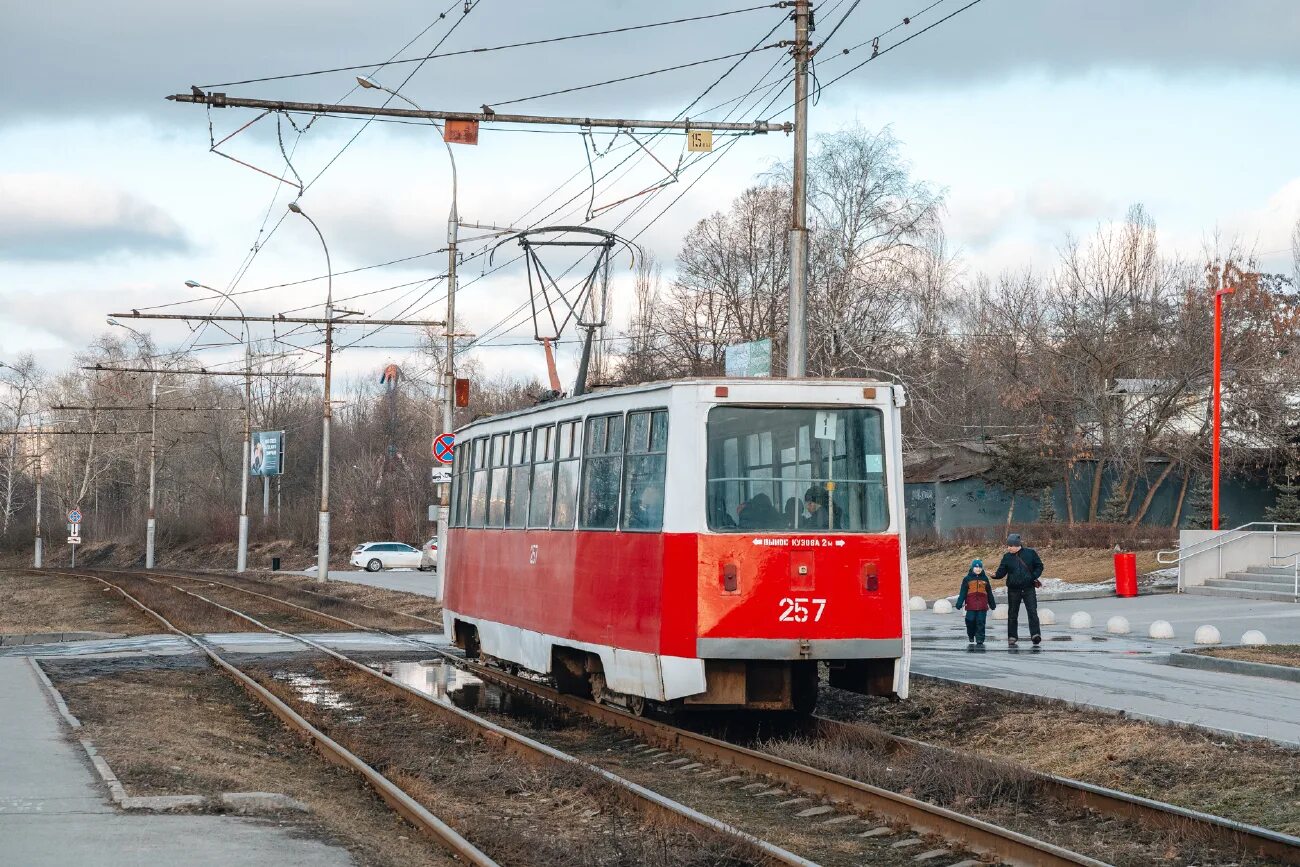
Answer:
[
  {"left": 964, "top": 609, "right": 987, "bottom": 643},
  {"left": 1007, "top": 587, "right": 1040, "bottom": 640}
]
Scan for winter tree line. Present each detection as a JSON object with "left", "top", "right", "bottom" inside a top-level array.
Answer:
[{"left": 3, "top": 125, "right": 1300, "bottom": 552}]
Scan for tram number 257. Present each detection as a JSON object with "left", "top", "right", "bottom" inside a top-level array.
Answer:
[{"left": 779, "top": 597, "right": 827, "bottom": 622}]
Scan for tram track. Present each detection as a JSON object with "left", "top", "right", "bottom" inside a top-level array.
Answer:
[
  {"left": 38, "top": 569, "right": 812, "bottom": 867},
  {"left": 51, "top": 567, "right": 1300, "bottom": 865}
]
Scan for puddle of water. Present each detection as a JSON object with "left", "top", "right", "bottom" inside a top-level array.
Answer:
[
  {"left": 369, "top": 659, "right": 564, "bottom": 727},
  {"left": 273, "top": 671, "right": 365, "bottom": 721}
]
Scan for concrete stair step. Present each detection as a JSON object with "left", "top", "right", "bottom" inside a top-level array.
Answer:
[
  {"left": 1185, "top": 585, "right": 1299, "bottom": 603},
  {"left": 1244, "top": 565, "right": 1300, "bottom": 577},
  {"left": 1208, "top": 577, "right": 1300, "bottom": 592},
  {"left": 1221, "top": 572, "right": 1299, "bottom": 585}
]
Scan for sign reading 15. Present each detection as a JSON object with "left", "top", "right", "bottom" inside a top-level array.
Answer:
[{"left": 779, "top": 597, "right": 827, "bottom": 622}]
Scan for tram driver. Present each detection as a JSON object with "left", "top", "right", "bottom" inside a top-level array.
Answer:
[{"left": 802, "top": 485, "right": 842, "bottom": 530}]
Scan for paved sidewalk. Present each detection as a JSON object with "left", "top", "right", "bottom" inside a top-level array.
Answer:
[
  {"left": 290, "top": 567, "right": 442, "bottom": 597},
  {"left": 0, "top": 657, "right": 354, "bottom": 866},
  {"left": 910, "top": 593, "right": 1300, "bottom": 747}
]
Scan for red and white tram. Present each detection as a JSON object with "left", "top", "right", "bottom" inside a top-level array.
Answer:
[{"left": 443, "top": 378, "right": 911, "bottom": 713}]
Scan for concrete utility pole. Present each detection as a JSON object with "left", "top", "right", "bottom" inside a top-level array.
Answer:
[
  {"left": 786, "top": 0, "right": 813, "bottom": 377},
  {"left": 184, "top": 280, "right": 253, "bottom": 572},
  {"left": 288, "top": 203, "right": 335, "bottom": 584},
  {"left": 33, "top": 454, "right": 42, "bottom": 568},
  {"left": 357, "top": 75, "right": 459, "bottom": 597},
  {"left": 106, "top": 316, "right": 162, "bottom": 568}
]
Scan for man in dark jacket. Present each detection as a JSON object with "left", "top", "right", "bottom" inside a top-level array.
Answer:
[{"left": 992, "top": 532, "right": 1044, "bottom": 646}]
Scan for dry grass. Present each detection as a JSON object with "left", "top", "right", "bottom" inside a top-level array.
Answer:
[
  {"left": 253, "top": 661, "right": 765, "bottom": 867},
  {"left": 906, "top": 545, "right": 1159, "bottom": 600},
  {"left": 0, "top": 570, "right": 158, "bottom": 635},
  {"left": 200, "top": 572, "right": 441, "bottom": 631},
  {"left": 104, "top": 573, "right": 261, "bottom": 634},
  {"left": 1199, "top": 644, "right": 1300, "bottom": 669},
  {"left": 44, "top": 658, "right": 457, "bottom": 867},
  {"left": 247, "top": 571, "right": 443, "bottom": 623},
  {"left": 762, "top": 726, "right": 1251, "bottom": 867},
  {"left": 820, "top": 677, "right": 1300, "bottom": 837}
]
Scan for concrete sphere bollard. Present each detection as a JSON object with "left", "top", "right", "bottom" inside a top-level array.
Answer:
[
  {"left": 932, "top": 598, "right": 954, "bottom": 614},
  {"left": 1241, "top": 629, "right": 1268, "bottom": 646},
  {"left": 1038, "top": 608, "right": 1056, "bottom": 626},
  {"left": 1069, "top": 611, "right": 1093, "bottom": 629},
  {"left": 908, "top": 596, "right": 927, "bottom": 612},
  {"left": 1106, "top": 615, "right": 1131, "bottom": 635},
  {"left": 1194, "top": 625, "right": 1222, "bottom": 645},
  {"left": 1148, "top": 620, "right": 1175, "bottom": 639},
  {"left": 991, "top": 606, "right": 1009, "bottom": 621}
]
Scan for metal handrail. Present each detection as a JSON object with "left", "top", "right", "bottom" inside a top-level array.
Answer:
[
  {"left": 1156, "top": 522, "right": 1300, "bottom": 565},
  {"left": 1267, "top": 553, "right": 1300, "bottom": 600}
]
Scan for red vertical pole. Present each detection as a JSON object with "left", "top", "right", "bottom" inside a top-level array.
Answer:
[
  {"left": 1211, "top": 279, "right": 1235, "bottom": 531},
  {"left": 1212, "top": 289, "right": 1223, "bottom": 531}
]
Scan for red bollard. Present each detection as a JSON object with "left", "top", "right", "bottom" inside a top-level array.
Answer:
[{"left": 1114, "top": 551, "right": 1138, "bottom": 598}]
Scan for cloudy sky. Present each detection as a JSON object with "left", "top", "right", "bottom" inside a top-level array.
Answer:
[{"left": 2, "top": 0, "right": 1298, "bottom": 387}]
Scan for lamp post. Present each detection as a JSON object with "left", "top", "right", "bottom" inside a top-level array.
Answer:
[
  {"left": 288, "top": 203, "right": 334, "bottom": 583},
  {"left": 184, "top": 280, "right": 253, "bottom": 571},
  {"left": 357, "top": 75, "right": 458, "bottom": 596},
  {"left": 1212, "top": 277, "right": 1236, "bottom": 531}
]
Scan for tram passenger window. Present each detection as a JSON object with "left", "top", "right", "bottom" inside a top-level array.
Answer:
[
  {"left": 705, "top": 407, "right": 889, "bottom": 533},
  {"left": 451, "top": 443, "right": 468, "bottom": 527},
  {"left": 552, "top": 420, "right": 581, "bottom": 529},
  {"left": 528, "top": 424, "right": 556, "bottom": 528},
  {"left": 486, "top": 434, "right": 508, "bottom": 527},
  {"left": 622, "top": 409, "right": 668, "bottom": 532},
  {"left": 580, "top": 413, "right": 624, "bottom": 530},
  {"left": 468, "top": 437, "right": 489, "bottom": 528},
  {"left": 505, "top": 430, "right": 531, "bottom": 529}
]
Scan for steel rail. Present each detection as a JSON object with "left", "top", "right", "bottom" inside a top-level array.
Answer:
[
  {"left": 89, "top": 569, "right": 1300, "bottom": 864},
  {"left": 38, "top": 569, "right": 496, "bottom": 866},
  {"left": 450, "top": 659, "right": 1103, "bottom": 867},
  {"left": 812, "top": 716, "right": 1300, "bottom": 866},
  {"left": 76, "top": 569, "right": 812, "bottom": 867}
]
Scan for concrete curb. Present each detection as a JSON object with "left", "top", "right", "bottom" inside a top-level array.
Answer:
[
  {"left": 1, "top": 631, "right": 125, "bottom": 646},
  {"left": 27, "top": 656, "right": 309, "bottom": 814},
  {"left": 1167, "top": 649, "right": 1300, "bottom": 684}
]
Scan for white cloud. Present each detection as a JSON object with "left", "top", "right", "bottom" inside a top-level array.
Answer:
[
  {"left": 1025, "top": 182, "right": 1117, "bottom": 222},
  {"left": 0, "top": 173, "right": 189, "bottom": 260}
]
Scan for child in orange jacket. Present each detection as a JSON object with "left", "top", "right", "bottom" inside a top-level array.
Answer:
[{"left": 955, "top": 558, "right": 997, "bottom": 646}]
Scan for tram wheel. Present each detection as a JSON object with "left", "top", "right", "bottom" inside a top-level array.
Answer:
[{"left": 627, "top": 695, "right": 647, "bottom": 717}]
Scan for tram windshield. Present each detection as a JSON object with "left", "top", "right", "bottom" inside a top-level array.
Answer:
[{"left": 706, "top": 406, "right": 889, "bottom": 533}]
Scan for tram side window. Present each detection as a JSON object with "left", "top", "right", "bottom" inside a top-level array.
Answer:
[
  {"left": 451, "top": 443, "right": 468, "bottom": 527},
  {"left": 528, "top": 424, "right": 556, "bottom": 528},
  {"left": 622, "top": 409, "right": 668, "bottom": 532},
  {"left": 487, "top": 434, "right": 508, "bottom": 527},
  {"left": 552, "top": 420, "right": 581, "bottom": 529},
  {"left": 705, "top": 407, "right": 889, "bottom": 533},
  {"left": 468, "top": 437, "right": 489, "bottom": 528},
  {"left": 505, "top": 430, "right": 531, "bottom": 528},
  {"left": 580, "top": 413, "right": 625, "bottom": 530}
]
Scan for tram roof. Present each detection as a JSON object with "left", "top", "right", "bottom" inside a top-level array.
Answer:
[{"left": 458, "top": 377, "right": 898, "bottom": 433}]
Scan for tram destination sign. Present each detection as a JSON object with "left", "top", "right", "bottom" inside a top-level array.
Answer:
[{"left": 724, "top": 338, "right": 771, "bottom": 378}]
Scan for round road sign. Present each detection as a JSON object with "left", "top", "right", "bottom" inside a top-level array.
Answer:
[
  {"left": 433, "top": 433, "right": 456, "bottom": 464},
  {"left": 67, "top": 509, "right": 83, "bottom": 524}
]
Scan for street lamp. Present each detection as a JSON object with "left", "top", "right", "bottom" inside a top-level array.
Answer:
[
  {"left": 357, "top": 75, "right": 458, "bottom": 597},
  {"left": 287, "top": 202, "right": 334, "bottom": 583},
  {"left": 1212, "top": 277, "right": 1236, "bottom": 531},
  {"left": 185, "top": 279, "right": 254, "bottom": 572}
]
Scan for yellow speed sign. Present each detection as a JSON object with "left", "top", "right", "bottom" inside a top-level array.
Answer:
[{"left": 687, "top": 130, "right": 714, "bottom": 152}]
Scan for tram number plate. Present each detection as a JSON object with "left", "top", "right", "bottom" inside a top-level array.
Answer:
[{"left": 779, "top": 597, "right": 826, "bottom": 623}]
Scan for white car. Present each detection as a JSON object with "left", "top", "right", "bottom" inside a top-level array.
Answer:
[
  {"left": 419, "top": 538, "right": 438, "bottom": 571},
  {"left": 351, "top": 542, "right": 423, "bottom": 572}
]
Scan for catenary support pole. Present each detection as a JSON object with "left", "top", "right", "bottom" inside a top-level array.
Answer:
[
  {"left": 33, "top": 458, "right": 42, "bottom": 568},
  {"left": 1212, "top": 279, "right": 1234, "bottom": 530},
  {"left": 237, "top": 344, "right": 251, "bottom": 572},
  {"left": 263, "top": 475, "right": 270, "bottom": 524},
  {"left": 289, "top": 203, "right": 334, "bottom": 583},
  {"left": 786, "top": 0, "right": 812, "bottom": 377},
  {"left": 147, "top": 375, "right": 158, "bottom": 568}
]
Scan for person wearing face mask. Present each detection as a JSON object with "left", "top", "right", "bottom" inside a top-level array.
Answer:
[{"left": 954, "top": 558, "right": 996, "bottom": 646}]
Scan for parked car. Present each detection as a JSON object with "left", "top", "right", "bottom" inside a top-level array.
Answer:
[
  {"left": 350, "top": 542, "right": 423, "bottom": 572},
  {"left": 419, "top": 538, "right": 438, "bottom": 571}
]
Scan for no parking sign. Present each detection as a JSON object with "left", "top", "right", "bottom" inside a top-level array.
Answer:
[{"left": 433, "top": 433, "right": 455, "bottom": 465}]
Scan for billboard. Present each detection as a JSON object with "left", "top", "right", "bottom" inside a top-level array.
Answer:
[
  {"left": 724, "top": 338, "right": 772, "bottom": 378},
  {"left": 250, "top": 430, "right": 285, "bottom": 477}
]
